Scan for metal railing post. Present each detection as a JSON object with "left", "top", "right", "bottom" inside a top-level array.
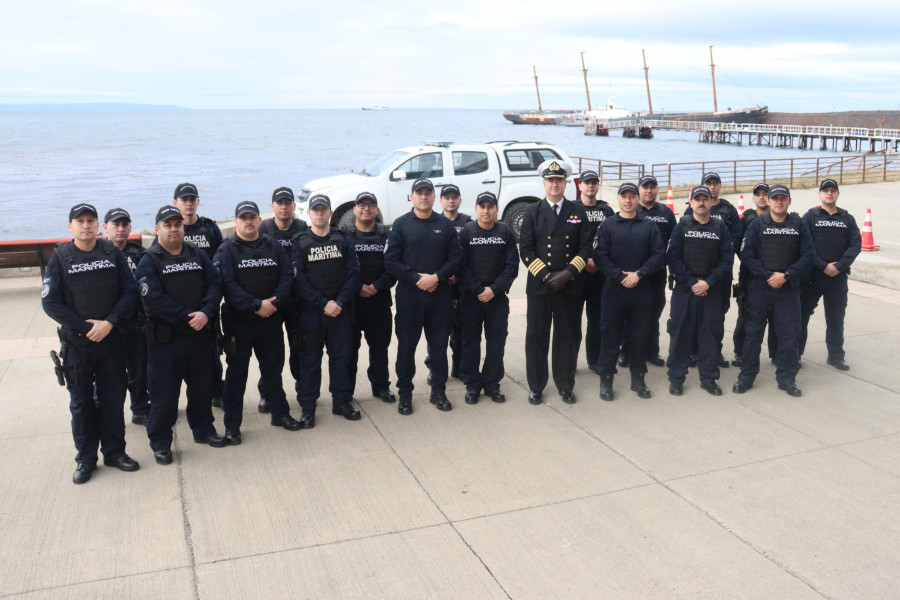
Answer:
[
  {"left": 862, "top": 155, "right": 866, "bottom": 183},
  {"left": 733, "top": 161, "right": 737, "bottom": 192},
  {"left": 790, "top": 158, "right": 794, "bottom": 187}
]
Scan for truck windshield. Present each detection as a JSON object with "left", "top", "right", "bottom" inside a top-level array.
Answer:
[{"left": 361, "top": 151, "right": 409, "bottom": 177}]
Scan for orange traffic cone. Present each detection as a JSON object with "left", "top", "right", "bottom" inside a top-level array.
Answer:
[
  {"left": 737, "top": 194, "right": 745, "bottom": 217},
  {"left": 666, "top": 186, "right": 676, "bottom": 216},
  {"left": 861, "top": 208, "right": 880, "bottom": 251}
]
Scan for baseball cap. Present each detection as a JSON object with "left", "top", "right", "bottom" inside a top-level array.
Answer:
[
  {"left": 639, "top": 175, "right": 658, "bottom": 187},
  {"left": 440, "top": 183, "right": 461, "bottom": 197},
  {"left": 174, "top": 183, "right": 199, "bottom": 199},
  {"left": 69, "top": 203, "right": 98, "bottom": 221},
  {"left": 752, "top": 183, "right": 770, "bottom": 195},
  {"left": 235, "top": 201, "right": 259, "bottom": 217},
  {"left": 768, "top": 184, "right": 791, "bottom": 198},
  {"left": 579, "top": 170, "right": 599, "bottom": 182},
  {"left": 819, "top": 179, "right": 839, "bottom": 191},
  {"left": 691, "top": 185, "right": 712, "bottom": 200},
  {"left": 355, "top": 192, "right": 377, "bottom": 205},
  {"left": 272, "top": 187, "right": 294, "bottom": 203},
  {"left": 104, "top": 208, "right": 131, "bottom": 223},
  {"left": 701, "top": 172, "right": 721, "bottom": 184},
  {"left": 538, "top": 160, "right": 571, "bottom": 179},
  {"left": 476, "top": 191, "right": 498, "bottom": 206},
  {"left": 617, "top": 183, "right": 639, "bottom": 196},
  {"left": 308, "top": 194, "right": 332, "bottom": 210},
  {"left": 155, "top": 206, "right": 184, "bottom": 223},
  {"left": 411, "top": 179, "right": 435, "bottom": 193}
]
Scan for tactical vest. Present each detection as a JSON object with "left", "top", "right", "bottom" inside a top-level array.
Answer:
[
  {"left": 810, "top": 209, "right": 850, "bottom": 263},
  {"left": 581, "top": 201, "right": 613, "bottom": 224},
  {"left": 345, "top": 224, "right": 388, "bottom": 285},
  {"left": 223, "top": 236, "right": 281, "bottom": 306},
  {"left": 260, "top": 218, "right": 307, "bottom": 251},
  {"left": 639, "top": 204, "right": 674, "bottom": 243},
  {"left": 146, "top": 243, "right": 207, "bottom": 313},
  {"left": 122, "top": 242, "right": 144, "bottom": 275},
  {"left": 465, "top": 222, "right": 508, "bottom": 285},
  {"left": 449, "top": 213, "right": 472, "bottom": 235},
  {"left": 297, "top": 230, "right": 348, "bottom": 302},
  {"left": 757, "top": 213, "right": 802, "bottom": 272},
  {"left": 55, "top": 239, "right": 121, "bottom": 320},
  {"left": 183, "top": 217, "right": 219, "bottom": 259},
  {"left": 680, "top": 215, "right": 725, "bottom": 278}
]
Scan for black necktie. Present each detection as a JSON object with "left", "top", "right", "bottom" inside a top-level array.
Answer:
[{"left": 553, "top": 204, "right": 559, "bottom": 216}]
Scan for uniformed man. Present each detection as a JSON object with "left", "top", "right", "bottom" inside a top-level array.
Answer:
[
  {"left": 732, "top": 183, "right": 776, "bottom": 367},
  {"left": 439, "top": 183, "right": 472, "bottom": 380},
  {"left": 799, "top": 179, "right": 862, "bottom": 370},
  {"left": 102, "top": 208, "right": 150, "bottom": 425},
  {"left": 172, "top": 183, "right": 226, "bottom": 406},
  {"left": 684, "top": 173, "right": 742, "bottom": 368},
  {"left": 384, "top": 179, "right": 462, "bottom": 415},
  {"left": 42, "top": 203, "right": 141, "bottom": 484},
  {"left": 256, "top": 186, "right": 308, "bottom": 413},
  {"left": 594, "top": 183, "right": 665, "bottom": 400},
  {"left": 733, "top": 184, "right": 815, "bottom": 397},
  {"left": 458, "top": 191, "right": 520, "bottom": 404},
  {"left": 215, "top": 201, "right": 302, "bottom": 444},
  {"left": 341, "top": 192, "right": 397, "bottom": 404},
  {"left": 519, "top": 160, "right": 592, "bottom": 405},
  {"left": 136, "top": 206, "right": 227, "bottom": 466},
  {"left": 577, "top": 169, "right": 615, "bottom": 373},
  {"left": 293, "top": 195, "right": 362, "bottom": 427},
  {"left": 665, "top": 186, "right": 734, "bottom": 396}
]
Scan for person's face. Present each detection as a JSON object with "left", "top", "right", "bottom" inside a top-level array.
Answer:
[
  {"left": 309, "top": 204, "right": 332, "bottom": 227},
  {"left": 543, "top": 177, "right": 567, "bottom": 197},
  {"left": 410, "top": 188, "right": 435, "bottom": 212},
  {"left": 103, "top": 218, "right": 131, "bottom": 244},
  {"left": 768, "top": 194, "right": 791, "bottom": 218},
  {"left": 353, "top": 200, "right": 379, "bottom": 225},
  {"left": 818, "top": 186, "right": 839, "bottom": 207},
  {"left": 440, "top": 192, "right": 461, "bottom": 213},
  {"left": 639, "top": 183, "right": 658, "bottom": 203},
  {"left": 475, "top": 201, "right": 498, "bottom": 226},
  {"left": 579, "top": 179, "right": 599, "bottom": 199},
  {"left": 617, "top": 191, "right": 638, "bottom": 212},
  {"left": 173, "top": 195, "right": 199, "bottom": 217},
  {"left": 155, "top": 217, "right": 184, "bottom": 245},
  {"left": 753, "top": 191, "right": 769, "bottom": 210},
  {"left": 689, "top": 195, "right": 711, "bottom": 218},
  {"left": 235, "top": 213, "right": 261, "bottom": 239},
  {"left": 705, "top": 180, "right": 722, "bottom": 198},
  {"left": 68, "top": 213, "right": 99, "bottom": 242},
  {"left": 271, "top": 198, "right": 295, "bottom": 221}
]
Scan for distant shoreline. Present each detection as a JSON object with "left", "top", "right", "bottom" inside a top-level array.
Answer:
[{"left": 0, "top": 103, "right": 185, "bottom": 111}]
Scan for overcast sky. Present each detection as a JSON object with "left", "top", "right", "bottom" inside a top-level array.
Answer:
[{"left": 3, "top": 0, "right": 899, "bottom": 112}]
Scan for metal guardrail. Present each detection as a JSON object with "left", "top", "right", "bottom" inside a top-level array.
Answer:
[
  {"left": 639, "top": 119, "right": 900, "bottom": 140},
  {"left": 569, "top": 156, "right": 645, "bottom": 181}
]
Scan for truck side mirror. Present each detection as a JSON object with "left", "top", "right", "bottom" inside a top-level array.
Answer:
[{"left": 391, "top": 169, "right": 407, "bottom": 181}]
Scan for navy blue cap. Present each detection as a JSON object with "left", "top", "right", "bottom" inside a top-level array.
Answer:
[
  {"left": 104, "top": 208, "right": 131, "bottom": 223},
  {"left": 579, "top": 170, "right": 599, "bottom": 182},
  {"left": 753, "top": 183, "right": 770, "bottom": 195},
  {"left": 412, "top": 179, "right": 434, "bottom": 193},
  {"left": 691, "top": 185, "right": 712, "bottom": 200},
  {"left": 308, "top": 194, "right": 332, "bottom": 210},
  {"left": 272, "top": 187, "right": 294, "bottom": 203},
  {"left": 174, "top": 183, "right": 199, "bottom": 199},
  {"left": 639, "top": 175, "right": 658, "bottom": 187},
  {"left": 768, "top": 184, "right": 791, "bottom": 198},
  {"left": 235, "top": 201, "right": 259, "bottom": 217},
  {"left": 440, "top": 183, "right": 461, "bottom": 197},
  {"left": 69, "top": 203, "right": 98, "bottom": 221},
  {"left": 819, "top": 179, "right": 839, "bottom": 191},
  {"left": 155, "top": 205, "right": 184, "bottom": 223},
  {"left": 476, "top": 191, "right": 498, "bottom": 205},
  {"left": 617, "top": 183, "right": 639, "bottom": 196},
  {"left": 702, "top": 172, "right": 721, "bottom": 184},
  {"left": 355, "top": 192, "right": 377, "bottom": 205}
]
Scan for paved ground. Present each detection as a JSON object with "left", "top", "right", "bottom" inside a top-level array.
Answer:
[{"left": 1, "top": 180, "right": 899, "bottom": 599}]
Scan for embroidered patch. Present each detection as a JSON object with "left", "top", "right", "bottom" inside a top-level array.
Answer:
[
  {"left": 566, "top": 217, "right": 582, "bottom": 224},
  {"left": 140, "top": 282, "right": 149, "bottom": 296},
  {"left": 41, "top": 283, "right": 50, "bottom": 298}
]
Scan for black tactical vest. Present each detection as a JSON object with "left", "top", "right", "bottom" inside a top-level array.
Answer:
[
  {"left": 55, "top": 239, "right": 121, "bottom": 320},
  {"left": 297, "top": 230, "right": 348, "bottom": 302},
  {"left": 757, "top": 213, "right": 802, "bottom": 272},
  {"left": 146, "top": 243, "right": 207, "bottom": 313},
  {"left": 260, "top": 218, "right": 307, "bottom": 251},
  {"left": 680, "top": 215, "right": 725, "bottom": 278},
  {"left": 344, "top": 223, "right": 388, "bottom": 285},
  {"left": 465, "top": 222, "right": 508, "bottom": 285},
  {"left": 581, "top": 201, "right": 613, "bottom": 224},
  {"left": 183, "top": 217, "right": 219, "bottom": 259},
  {"left": 809, "top": 209, "right": 850, "bottom": 263},
  {"left": 223, "top": 236, "right": 281, "bottom": 306},
  {"left": 122, "top": 241, "right": 144, "bottom": 275},
  {"left": 639, "top": 204, "right": 674, "bottom": 244}
]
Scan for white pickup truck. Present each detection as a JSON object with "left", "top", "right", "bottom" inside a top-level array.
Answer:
[{"left": 295, "top": 141, "right": 574, "bottom": 236}]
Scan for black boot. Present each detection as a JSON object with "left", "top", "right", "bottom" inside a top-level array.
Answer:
[
  {"left": 630, "top": 372, "right": 651, "bottom": 398},
  {"left": 599, "top": 374, "right": 614, "bottom": 401}
]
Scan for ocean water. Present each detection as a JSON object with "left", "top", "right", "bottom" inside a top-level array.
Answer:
[{"left": 0, "top": 108, "right": 846, "bottom": 240}]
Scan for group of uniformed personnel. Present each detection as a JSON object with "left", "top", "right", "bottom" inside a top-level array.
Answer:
[{"left": 42, "top": 166, "right": 861, "bottom": 485}]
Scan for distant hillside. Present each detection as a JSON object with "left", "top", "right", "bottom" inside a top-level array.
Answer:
[{"left": 0, "top": 103, "right": 184, "bottom": 111}]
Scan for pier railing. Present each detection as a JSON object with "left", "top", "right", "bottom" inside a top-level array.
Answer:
[
  {"left": 569, "top": 156, "right": 645, "bottom": 181},
  {"left": 633, "top": 120, "right": 900, "bottom": 140}
]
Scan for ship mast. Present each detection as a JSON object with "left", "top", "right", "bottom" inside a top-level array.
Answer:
[
  {"left": 533, "top": 65, "right": 543, "bottom": 112},
  {"left": 642, "top": 49, "right": 653, "bottom": 115},
  {"left": 709, "top": 45, "right": 718, "bottom": 113},
  {"left": 580, "top": 52, "right": 592, "bottom": 111}
]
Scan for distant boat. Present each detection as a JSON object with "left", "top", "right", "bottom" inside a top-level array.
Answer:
[
  {"left": 361, "top": 106, "right": 389, "bottom": 111},
  {"left": 502, "top": 111, "right": 560, "bottom": 125},
  {"left": 555, "top": 97, "right": 633, "bottom": 127}
]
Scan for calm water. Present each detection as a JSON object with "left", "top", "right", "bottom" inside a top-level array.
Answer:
[{"left": 0, "top": 108, "right": 845, "bottom": 240}]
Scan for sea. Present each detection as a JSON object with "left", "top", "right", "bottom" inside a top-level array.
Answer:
[{"left": 0, "top": 108, "right": 847, "bottom": 240}]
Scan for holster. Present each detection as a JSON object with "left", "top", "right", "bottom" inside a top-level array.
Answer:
[
  {"left": 50, "top": 350, "right": 65, "bottom": 387},
  {"left": 145, "top": 319, "right": 173, "bottom": 346}
]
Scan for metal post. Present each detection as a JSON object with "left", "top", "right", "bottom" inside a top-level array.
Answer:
[
  {"left": 862, "top": 154, "right": 866, "bottom": 183},
  {"left": 642, "top": 49, "right": 653, "bottom": 115},
  {"left": 839, "top": 157, "right": 843, "bottom": 184},
  {"left": 533, "top": 65, "right": 542, "bottom": 112},
  {"left": 709, "top": 46, "right": 718, "bottom": 113},
  {"left": 733, "top": 161, "right": 737, "bottom": 192},
  {"left": 790, "top": 158, "right": 794, "bottom": 187}
]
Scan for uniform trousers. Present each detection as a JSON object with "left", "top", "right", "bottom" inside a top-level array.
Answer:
[
  {"left": 257, "top": 306, "right": 300, "bottom": 400},
  {"left": 350, "top": 293, "right": 393, "bottom": 394},
  {"left": 800, "top": 271, "right": 848, "bottom": 360},
  {"left": 223, "top": 317, "right": 291, "bottom": 431},
  {"left": 65, "top": 331, "right": 128, "bottom": 464},
  {"left": 738, "top": 285, "right": 801, "bottom": 386},
  {"left": 525, "top": 291, "right": 583, "bottom": 393},
  {"left": 297, "top": 307, "right": 353, "bottom": 409},
  {"left": 125, "top": 325, "right": 150, "bottom": 417},
  {"left": 460, "top": 292, "right": 509, "bottom": 394},
  {"left": 394, "top": 285, "right": 453, "bottom": 396},
  {"left": 597, "top": 282, "right": 652, "bottom": 375},
  {"left": 146, "top": 330, "right": 217, "bottom": 453},
  {"left": 582, "top": 273, "right": 605, "bottom": 367},
  {"left": 666, "top": 285, "right": 725, "bottom": 384},
  {"left": 620, "top": 269, "right": 666, "bottom": 359}
]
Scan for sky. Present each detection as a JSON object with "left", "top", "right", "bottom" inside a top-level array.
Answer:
[{"left": 2, "top": 0, "right": 899, "bottom": 112}]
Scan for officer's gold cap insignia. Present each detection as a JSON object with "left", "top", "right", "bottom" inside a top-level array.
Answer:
[{"left": 549, "top": 162, "right": 560, "bottom": 172}]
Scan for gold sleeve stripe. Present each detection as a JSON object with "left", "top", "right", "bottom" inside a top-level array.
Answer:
[
  {"left": 570, "top": 256, "right": 586, "bottom": 272},
  {"left": 528, "top": 259, "right": 546, "bottom": 276}
]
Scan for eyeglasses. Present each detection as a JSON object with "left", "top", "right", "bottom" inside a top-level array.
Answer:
[{"left": 356, "top": 202, "right": 377, "bottom": 209}]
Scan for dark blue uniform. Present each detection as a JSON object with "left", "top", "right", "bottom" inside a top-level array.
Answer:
[
  {"left": 666, "top": 216, "right": 734, "bottom": 385},
  {"left": 736, "top": 214, "right": 815, "bottom": 388},
  {"left": 341, "top": 222, "right": 396, "bottom": 397},
  {"left": 579, "top": 200, "right": 615, "bottom": 368},
  {"left": 384, "top": 209, "right": 461, "bottom": 398},
  {"left": 446, "top": 213, "right": 472, "bottom": 376},
  {"left": 215, "top": 235, "right": 294, "bottom": 432},
  {"left": 292, "top": 229, "right": 360, "bottom": 411},
  {"left": 458, "top": 220, "right": 520, "bottom": 396},
  {"left": 799, "top": 207, "right": 861, "bottom": 362},
  {"left": 593, "top": 215, "right": 665, "bottom": 375},
  {"left": 136, "top": 242, "right": 223, "bottom": 452},
  {"left": 120, "top": 240, "right": 150, "bottom": 420},
  {"left": 42, "top": 239, "right": 139, "bottom": 467},
  {"left": 733, "top": 209, "right": 777, "bottom": 362}
]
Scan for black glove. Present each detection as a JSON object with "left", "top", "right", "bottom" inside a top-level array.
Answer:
[{"left": 546, "top": 269, "right": 574, "bottom": 291}]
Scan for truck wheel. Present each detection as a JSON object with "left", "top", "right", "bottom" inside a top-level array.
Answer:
[
  {"left": 502, "top": 201, "right": 532, "bottom": 239},
  {"left": 333, "top": 205, "right": 356, "bottom": 229}
]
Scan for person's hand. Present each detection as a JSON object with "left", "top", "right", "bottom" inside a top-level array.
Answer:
[
  {"left": 620, "top": 272, "right": 640, "bottom": 289},
  {"left": 691, "top": 280, "right": 710, "bottom": 297},
  {"left": 255, "top": 297, "right": 277, "bottom": 318},
  {"left": 359, "top": 284, "right": 377, "bottom": 298},
  {"left": 546, "top": 270, "right": 574, "bottom": 291},
  {"left": 324, "top": 300, "right": 342, "bottom": 317},
  {"left": 448, "top": 275, "right": 458, "bottom": 286},
  {"left": 824, "top": 263, "right": 840, "bottom": 277},
  {"left": 186, "top": 312, "right": 209, "bottom": 331},
  {"left": 416, "top": 273, "right": 440, "bottom": 292},
  {"left": 585, "top": 258, "right": 597, "bottom": 273},
  {"left": 767, "top": 272, "right": 786, "bottom": 289},
  {"left": 85, "top": 319, "right": 113, "bottom": 342},
  {"left": 477, "top": 287, "right": 495, "bottom": 302}
]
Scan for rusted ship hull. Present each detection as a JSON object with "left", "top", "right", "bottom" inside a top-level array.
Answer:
[
  {"left": 659, "top": 106, "right": 768, "bottom": 124},
  {"left": 761, "top": 111, "right": 900, "bottom": 129}
]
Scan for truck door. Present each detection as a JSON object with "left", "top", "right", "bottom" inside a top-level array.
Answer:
[
  {"left": 445, "top": 150, "right": 501, "bottom": 211},
  {"left": 386, "top": 151, "right": 448, "bottom": 213}
]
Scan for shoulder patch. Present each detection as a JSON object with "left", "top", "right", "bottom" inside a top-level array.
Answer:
[
  {"left": 41, "top": 283, "right": 50, "bottom": 298},
  {"left": 140, "top": 281, "right": 149, "bottom": 296}
]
